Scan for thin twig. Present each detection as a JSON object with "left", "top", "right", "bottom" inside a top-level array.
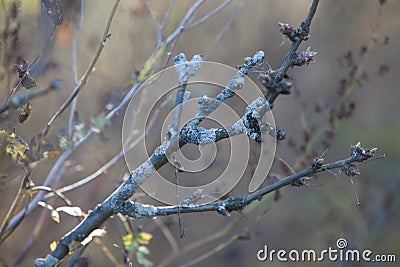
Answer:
[
  {"left": 181, "top": 206, "right": 271, "bottom": 267},
  {"left": 0, "top": 170, "right": 31, "bottom": 245},
  {"left": 157, "top": 193, "right": 275, "bottom": 267},
  {"left": 160, "top": 0, "right": 176, "bottom": 47},
  {"left": 43, "top": 0, "right": 120, "bottom": 136},
  {"left": 11, "top": 208, "right": 48, "bottom": 266},
  {"left": 164, "top": 0, "right": 205, "bottom": 45},
  {"left": 293, "top": 20, "right": 379, "bottom": 171},
  {"left": 6, "top": 151, "right": 72, "bottom": 232},
  {"left": 30, "top": 186, "right": 72, "bottom": 206},
  {"left": 154, "top": 218, "right": 179, "bottom": 254},
  {"left": 275, "top": 0, "right": 319, "bottom": 82},
  {"left": 185, "top": 0, "right": 232, "bottom": 31},
  {"left": 2, "top": 27, "right": 58, "bottom": 112},
  {"left": 68, "top": 0, "right": 85, "bottom": 138},
  {"left": 0, "top": 80, "right": 62, "bottom": 112},
  {"left": 205, "top": 0, "right": 244, "bottom": 60},
  {"left": 145, "top": 0, "right": 161, "bottom": 47}
]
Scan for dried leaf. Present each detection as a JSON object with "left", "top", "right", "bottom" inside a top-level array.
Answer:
[
  {"left": 28, "top": 134, "right": 61, "bottom": 167},
  {"left": 51, "top": 209, "right": 60, "bottom": 223},
  {"left": 16, "top": 59, "right": 37, "bottom": 89},
  {"left": 38, "top": 201, "right": 52, "bottom": 209},
  {"left": 42, "top": 0, "right": 63, "bottom": 26},
  {"left": 0, "top": 130, "right": 29, "bottom": 168},
  {"left": 38, "top": 201, "right": 60, "bottom": 223},
  {"left": 56, "top": 206, "right": 83, "bottom": 217},
  {"left": 17, "top": 101, "right": 32, "bottom": 123},
  {"left": 81, "top": 229, "right": 107, "bottom": 246}
]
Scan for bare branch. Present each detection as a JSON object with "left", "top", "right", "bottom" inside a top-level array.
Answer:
[
  {"left": 266, "top": 0, "right": 319, "bottom": 104},
  {"left": 116, "top": 143, "right": 376, "bottom": 219}
]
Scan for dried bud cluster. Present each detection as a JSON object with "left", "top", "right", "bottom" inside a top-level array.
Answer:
[
  {"left": 312, "top": 157, "right": 325, "bottom": 170},
  {"left": 237, "top": 51, "right": 265, "bottom": 74},
  {"left": 351, "top": 142, "right": 377, "bottom": 162},
  {"left": 278, "top": 22, "right": 297, "bottom": 42},
  {"left": 342, "top": 163, "right": 360, "bottom": 177},
  {"left": 291, "top": 47, "right": 317, "bottom": 67},
  {"left": 279, "top": 21, "right": 310, "bottom": 42},
  {"left": 258, "top": 72, "right": 294, "bottom": 96},
  {"left": 292, "top": 177, "right": 307, "bottom": 187}
]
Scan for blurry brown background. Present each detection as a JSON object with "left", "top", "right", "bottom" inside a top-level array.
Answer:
[{"left": 0, "top": 0, "right": 399, "bottom": 266}]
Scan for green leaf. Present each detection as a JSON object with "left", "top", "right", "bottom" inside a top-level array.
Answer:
[
  {"left": 136, "top": 249, "right": 153, "bottom": 267},
  {"left": 91, "top": 114, "right": 107, "bottom": 133},
  {"left": 137, "top": 245, "right": 150, "bottom": 255}
]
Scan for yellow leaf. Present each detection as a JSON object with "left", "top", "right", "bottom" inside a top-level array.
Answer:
[
  {"left": 50, "top": 241, "right": 58, "bottom": 251},
  {"left": 137, "top": 232, "right": 153, "bottom": 245},
  {"left": 123, "top": 233, "right": 134, "bottom": 247}
]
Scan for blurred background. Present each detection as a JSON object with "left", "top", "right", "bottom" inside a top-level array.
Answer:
[{"left": 0, "top": 0, "right": 399, "bottom": 266}]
